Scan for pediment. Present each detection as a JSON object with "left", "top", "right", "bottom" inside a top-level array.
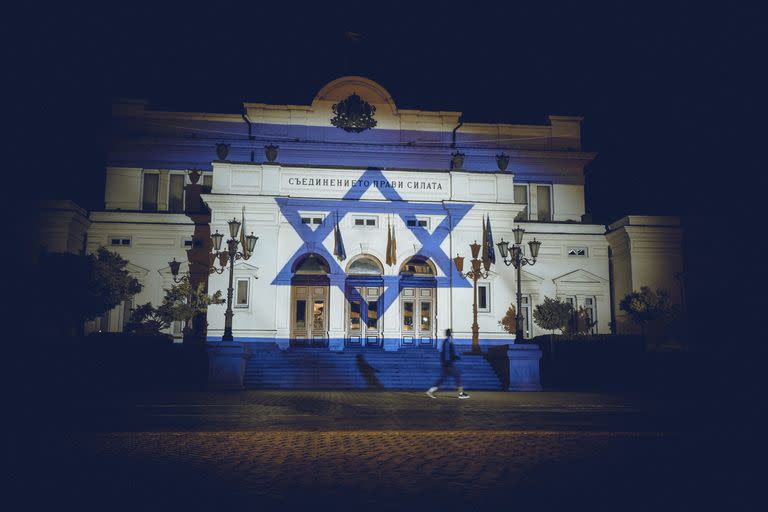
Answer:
[
  {"left": 552, "top": 269, "right": 607, "bottom": 284},
  {"left": 124, "top": 262, "right": 149, "bottom": 277},
  {"left": 234, "top": 260, "right": 260, "bottom": 272},
  {"left": 520, "top": 269, "right": 544, "bottom": 282}
]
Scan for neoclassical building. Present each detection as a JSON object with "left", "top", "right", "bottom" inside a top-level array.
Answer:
[{"left": 39, "top": 76, "right": 682, "bottom": 358}]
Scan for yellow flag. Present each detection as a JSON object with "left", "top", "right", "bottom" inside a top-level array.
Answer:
[
  {"left": 391, "top": 218, "right": 397, "bottom": 263},
  {"left": 240, "top": 206, "right": 250, "bottom": 259},
  {"left": 386, "top": 216, "right": 393, "bottom": 266}
]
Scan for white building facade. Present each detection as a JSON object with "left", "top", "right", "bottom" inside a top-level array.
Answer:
[{"left": 73, "top": 76, "right": 679, "bottom": 349}]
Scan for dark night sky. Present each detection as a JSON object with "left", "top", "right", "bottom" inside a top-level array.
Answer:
[{"left": 9, "top": 2, "right": 761, "bottom": 338}]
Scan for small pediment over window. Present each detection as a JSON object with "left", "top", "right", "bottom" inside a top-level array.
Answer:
[{"left": 552, "top": 269, "right": 607, "bottom": 284}]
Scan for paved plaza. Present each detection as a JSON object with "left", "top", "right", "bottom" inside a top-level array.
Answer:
[{"left": 10, "top": 390, "right": 759, "bottom": 511}]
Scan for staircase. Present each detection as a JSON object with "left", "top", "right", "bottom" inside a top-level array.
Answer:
[{"left": 243, "top": 347, "right": 505, "bottom": 390}]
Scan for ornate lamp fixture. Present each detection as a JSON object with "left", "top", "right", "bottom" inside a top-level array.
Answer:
[
  {"left": 453, "top": 240, "right": 492, "bottom": 353},
  {"left": 496, "top": 226, "right": 542, "bottom": 342},
  {"left": 496, "top": 153, "right": 510, "bottom": 172},
  {"left": 210, "top": 220, "right": 259, "bottom": 341},
  {"left": 330, "top": 93, "right": 377, "bottom": 133}
]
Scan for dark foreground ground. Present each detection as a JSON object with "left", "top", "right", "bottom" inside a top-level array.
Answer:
[{"left": 8, "top": 389, "right": 762, "bottom": 511}]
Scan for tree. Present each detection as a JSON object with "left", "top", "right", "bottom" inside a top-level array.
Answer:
[
  {"left": 125, "top": 282, "right": 223, "bottom": 340},
  {"left": 498, "top": 304, "right": 517, "bottom": 335},
  {"left": 160, "top": 281, "right": 224, "bottom": 342},
  {"left": 565, "top": 306, "right": 598, "bottom": 336},
  {"left": 619, "top": 286, "right": 675, "bottom": 337},
  {"left": 37, "top": 247, "right": 142, "bottom": 335},
  {"left": 532, "top": 296, "right": 573, "bottom": 334}
]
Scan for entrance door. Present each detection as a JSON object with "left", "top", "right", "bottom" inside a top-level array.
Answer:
[
  {"left": 291, "top": 284, "right": 329, "bottom": 347},
  {"left": 400, "top": 287, "right": 435, "bottom": 347},
  {"left": 346, "top": 283, "right": 383, "bottom": 348}
]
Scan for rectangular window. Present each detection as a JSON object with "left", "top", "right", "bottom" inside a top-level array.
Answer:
[
  {"left": 403, "top": 301, "right": 414, "bottom": 331},
  {"left": 478, "top": 283, "right": 490, "bottom": 312},
  {"left": 236, "top": 279, "right": 249, "bottom": 307},
  {"left": 583, "top": 297, "right": 596, "bottom": 334},
  {"left": 353, "top": 216, "right": 378, "bottom": 228},
  {"left": 367, "top": 301, "right": 378, "bottom": 330},
  {"left": 350, "top": 301, "right": 361, "bottom": 330},
  {"left": 295, "top": 300, "right": 306, "bottom": 328},
  {"left": 514, "top": 185, "right": 528, "bottom": 221},
  {"left": 183, "top": 238, "right": 194, "bottom": 248},
  {"left": 537, "top": 185, "right": 552, "bottom": 221},
  {"left": 202, "top": 174, "right": 213, "bottom": 192},
  {"left": 567, "top": 247, "right": 588, "bottom": 257},
  {"left": 420, "top": 302, "right": 432, "bottom": 331},
  {"left": 313, "top": 300, "right": 325, "bottom": 330},
  {"left": 110, "top": 237, "right": 131, "bottom": 246},
  {"left": 169, "top": 174, "right": 185, "bottom": 212},
  {"left": 406, "top": 218, "right": 429, "bottom": 229},
  {"left": 521, "top": 296, "right": 531, "bottom": 338},
  {"left": 121, "top": 300, "right": 133, "bottom": 331},
  {"left": 142, "top": 173, "right": 159, "bottom": 211}
]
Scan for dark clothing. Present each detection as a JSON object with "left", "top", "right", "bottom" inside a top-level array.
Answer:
[
  {"left": 440, "top": 336, "right": 459, "bottom": 367},
  {"left": 433, "top": 364, "right": 462, "bottom": 388},
  {"left": 433, "top": 336, "right": 462, "bottom": 388}
]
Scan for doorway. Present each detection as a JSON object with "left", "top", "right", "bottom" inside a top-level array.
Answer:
[{"left": 290, "top": 254, "right": 330, "bottom": 347}]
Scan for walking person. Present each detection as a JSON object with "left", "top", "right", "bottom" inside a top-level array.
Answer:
[{"left": 427, "top": 329, "right": 470, "bottom": 399}]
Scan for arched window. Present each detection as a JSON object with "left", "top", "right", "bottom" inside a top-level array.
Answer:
[
  {"left": 293, "top": 253, "right": 330, "bottom": 274},
  {"left": 347, "top": 256, "right": 383, "bottom": 276},
  {"left": 399, "top": 256, "right": 435, "bottom": 276}
]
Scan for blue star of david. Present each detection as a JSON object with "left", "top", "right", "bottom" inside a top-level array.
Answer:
[{"left": 271, "top": 168, "right": 473, "bottom": 322}]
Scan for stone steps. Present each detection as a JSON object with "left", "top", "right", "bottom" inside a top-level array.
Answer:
[{"left": 243, "top": 348, "right": 505, "bottom": 390}]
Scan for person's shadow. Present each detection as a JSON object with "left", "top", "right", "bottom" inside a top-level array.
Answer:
[{"left": 356, "top": 353, "right": 384, "bottom": 390}]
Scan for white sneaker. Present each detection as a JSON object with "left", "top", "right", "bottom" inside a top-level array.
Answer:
[
  {"left": 426, "top": 387, "right": 437, "bottom": 398},
  {"left": 458, "top": 392, "right": 470, "bottom": 399}
]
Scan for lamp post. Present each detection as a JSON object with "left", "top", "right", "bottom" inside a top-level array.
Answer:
[
  {"left": 453, "top": 241, "right": 491, "bottom": 353},
  {"left": 496, "top": 226, "right": 541, "bottom": 342},
  {"left": 209, "top": 218, "right": 258, "bottom": 341}
]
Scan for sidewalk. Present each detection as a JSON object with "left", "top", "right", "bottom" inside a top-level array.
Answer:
[{"left": 10, "top": 391, "right": 756, "bottom": 511}]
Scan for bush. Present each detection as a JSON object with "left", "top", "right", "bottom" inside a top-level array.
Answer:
[{"left": 533, "top": 296, "right": 573, "bottom": 334}]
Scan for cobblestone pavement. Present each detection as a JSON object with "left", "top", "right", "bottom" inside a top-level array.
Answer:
[{"left": 10, "top": 391, "right": 759, "bottom": 511}]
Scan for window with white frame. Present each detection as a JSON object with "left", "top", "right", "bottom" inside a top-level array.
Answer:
[
  {"left": 536, "top": 185, "right": 552, "bottom": 221},
  {"left": 236, "top": 279, "right": 249, "bottom": 307},
  {"left": 353, "top": 216, "right": 378, "bottom": 228},
  {"left": 582, "top": 297, "right": 596, "bottom": 334},
  {"left": 514, "top": 184, "right": 528, "bottom": 221},
  {"left": 142, "top": 172, "right": 159, "bottom": 211},
  {"left": 478, "top": 283, "right": 490, "bottom": 312},
  {"left": 406, "top": 217, "right": 429, "bottom": 229},
  {"left": 562, "top": 296, "right": 597, "bottom": 334},
  {"left": 183, "top": 237, "right": 194, "bottom": 248},
  {"left": 520, "top": 296, "right": 531, "bottom": 338},
  {"left": 168, "top": 174, "right": 185, "bottom": 212},
  {"left": 110, "top": 237, "right": 131, "bottom": 246},
  {"left": 567, "top": 247, "right": 588, "bottom": 257},
  {"left": 202, "top": 174, "right": 213, "bottom": 192},
  {"left": 300, "top": 216, "right": 324, "bottom": 225}
]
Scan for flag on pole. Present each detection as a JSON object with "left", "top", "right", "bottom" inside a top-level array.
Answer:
[
  {"left": 386, "top": 216, "right": 393, "bottom": 266},
  {"left": 390, "top": 216, "right": 397, "bottom": 264},
  {"left": 240, "top": 206, "right": 250, "bottom": 259},
  {"left": 333, "top": 211, "right": 346, "bottom": 261},
  {"left": 481, "top": 215, "right": 488, "bottom": 262},
  {"left": 486, "top": 214, "right": 496, "bottom": 264}
]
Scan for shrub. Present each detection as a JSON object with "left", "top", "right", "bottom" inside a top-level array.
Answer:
[{"left": 533, "top": 296, "right": 574, "bottom": 334}]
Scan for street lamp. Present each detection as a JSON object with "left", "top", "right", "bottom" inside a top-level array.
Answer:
[
  {"left": 496, "top": 226, "right": 541, "bottom": 342},
  {"left": 453, "top": 241, "right": 491, "bottom": 353},
  {"left": 210, "top": 218, "right": 258, "bottom": 341}
]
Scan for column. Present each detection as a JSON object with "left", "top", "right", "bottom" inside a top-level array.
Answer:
[
  {"left": 158, "top": 170, "right": 170, "bottom": 211},
  {"left": 382, "top": 275, "right": 400, "bottom": 351},
  {"left": 328, "top": 274, "right": 346, "bottom": 351}
]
